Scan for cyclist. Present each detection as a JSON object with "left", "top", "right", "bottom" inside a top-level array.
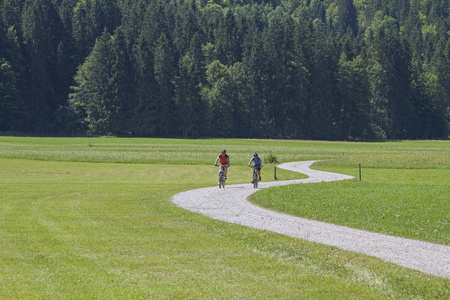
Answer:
[
  {"left": 248, "top": 152, "right": 263, "bottom": 182},
  {"left": 214, "top": 149, "right": 230, "bottom": 179}
]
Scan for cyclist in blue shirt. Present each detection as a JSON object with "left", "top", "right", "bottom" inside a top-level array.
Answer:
[{"left": 248, "top": 152, "right": 263, "bottom": 182}]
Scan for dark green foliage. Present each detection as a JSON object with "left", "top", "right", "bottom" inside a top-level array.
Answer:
[
  {"left": 154, "top": 32, "right": 176, "bottom": 136},
  {"left": 0, "top": 7, "right": 26, "bottom": 131},
  {"left": 70, "top": 30, "right": 115, "bottom": 135},
  {"left": 22, "top": 0, "right": 67, "bottom": 132},
  {"left": 0, "top": 0, "right": 449, "bottom": 139},
  {"left": 72, "top": 0, "right": 121, "bottom": 58},
  {"left": 264, "top": 151, "right": 279, "bottom": 164},
  {"left": 336, "top": 55, "right": 371, "bottom": 140},
  {"left": 176, "top": 33, "right": 208, "bottom": 137}
]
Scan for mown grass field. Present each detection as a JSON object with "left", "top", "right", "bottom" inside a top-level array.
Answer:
[
  {"left": 250, "top": 144, "right": 450, "bottom": 245},
  {"left": 0, "top": 137, "right": 448, "bottom": 299}
]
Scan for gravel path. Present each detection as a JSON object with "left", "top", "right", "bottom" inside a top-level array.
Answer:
[{"left": 172, "top": 161, "right": 450, "bottom": 278}]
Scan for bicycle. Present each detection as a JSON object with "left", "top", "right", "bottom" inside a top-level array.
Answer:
[
  {"left": 215, "top": 164, "right": 228, "bottom": 188},
  {"left": 250, "top": 166, "right": 262, "bottom": 188}
]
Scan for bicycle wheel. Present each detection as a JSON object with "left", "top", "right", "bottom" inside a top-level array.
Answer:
[
  {"left": 219, "top": 173, "right": 224, "bottom": 188},
  {"left": 253, "top": 173, "right": 258, "bottom": 188}
]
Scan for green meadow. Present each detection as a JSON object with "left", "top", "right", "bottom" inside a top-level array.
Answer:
[
  {"left": 250, "top": 142, "right": 450, "bottom": 246},
  {"left": 0, "top": 137, "right": 448, "bottom": 299}
]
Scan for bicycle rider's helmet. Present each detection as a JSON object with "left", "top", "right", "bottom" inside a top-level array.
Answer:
[
  {"left": 222, "top": 149, "right": 226, "bottom": 153},
  {"left": 254, "top": 152, "right": 258, "bottom": 156}
]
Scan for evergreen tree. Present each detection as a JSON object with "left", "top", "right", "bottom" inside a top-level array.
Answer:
[
  {"left": 176, "top": 34, "right": 208, "bottom": 138},
  {"left": 215, "top": 8, "right": 240, "bottom": 66},
  {"left": 154, "top": 33, "right": 176, "bottom": 136},
  {"left": 57, "top": 0, "right": 78, "bottom": 33},
  {"left": 0, "top": 13, "right": 26, "bottom": 131},
  {"left": 70, "top": 30, "right": 115, "bottom": 134},
  {"left": 365, "top": 12, "right": 413, "bottom": 139},
  {"left": 133, "top": 32, "right": 158, "bottom": 136},
  {"left": 335, "top": 0, "right": 357, "bottom": 36},
  {"left": 204, "top": 60, "right": 233, "bottom": 137},
  {"left": 1, "top": 0, "right": 26, "bottom": 37},
  {"left": 424, "top": 38, "right": 450, "bottom": 138},
  {"left": 336, "top": 54, "right": 371, "bottom": 140},
  {"left": 228, "top": 62, "right": 251, "bottom": 138},
  {"left": 242, "top": 29, "right": 269, "bottom": 137},
  {"left": 119, "top": 0, "right": 150, "bottom": 45},
  {"left": 22, "top": 0, "right": 66, "bottom": 132},
  {"left": 264, "top": 15, "right": 308, "bottom": 138},
  {"left": 72, "top": 0, "right": 121, "bottom": 58},
  {"left": 303, "top": 18, "right": 338, "bottom": 140},
  {"left": 108, "top": 27, "right": 136, "bottom": 135},
  {"left": 173, "top": 0, "right": 200, "bottom": 59}
]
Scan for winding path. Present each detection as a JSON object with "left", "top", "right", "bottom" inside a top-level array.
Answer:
[{"left": 172, "top": 161, "right": 450, "bottom": 278}]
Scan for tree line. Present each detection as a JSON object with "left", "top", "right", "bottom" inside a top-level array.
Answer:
[{"left": 0, "top": 0, "right": 449, "bottom": 140}]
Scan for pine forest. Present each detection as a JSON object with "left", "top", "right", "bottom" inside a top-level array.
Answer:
[{"left": 0, "top": 0, "right": 449, "bottom": 140}]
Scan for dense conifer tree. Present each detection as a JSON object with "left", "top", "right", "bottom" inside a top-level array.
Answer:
[
  {"left": 71, "top": 30, "right": 115, "bottom": 134},
  {"left": 0, "top": 11, "right": 26, "bottom": 131},
  {"left": 335, "top": 0, "right": 357, "bottom": 36},
  {"left": 22, "top": 0, "right": 66, "bottom": 132},
  {"left": 154, "top": 32, "right": 176, "bottom": 136}
]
